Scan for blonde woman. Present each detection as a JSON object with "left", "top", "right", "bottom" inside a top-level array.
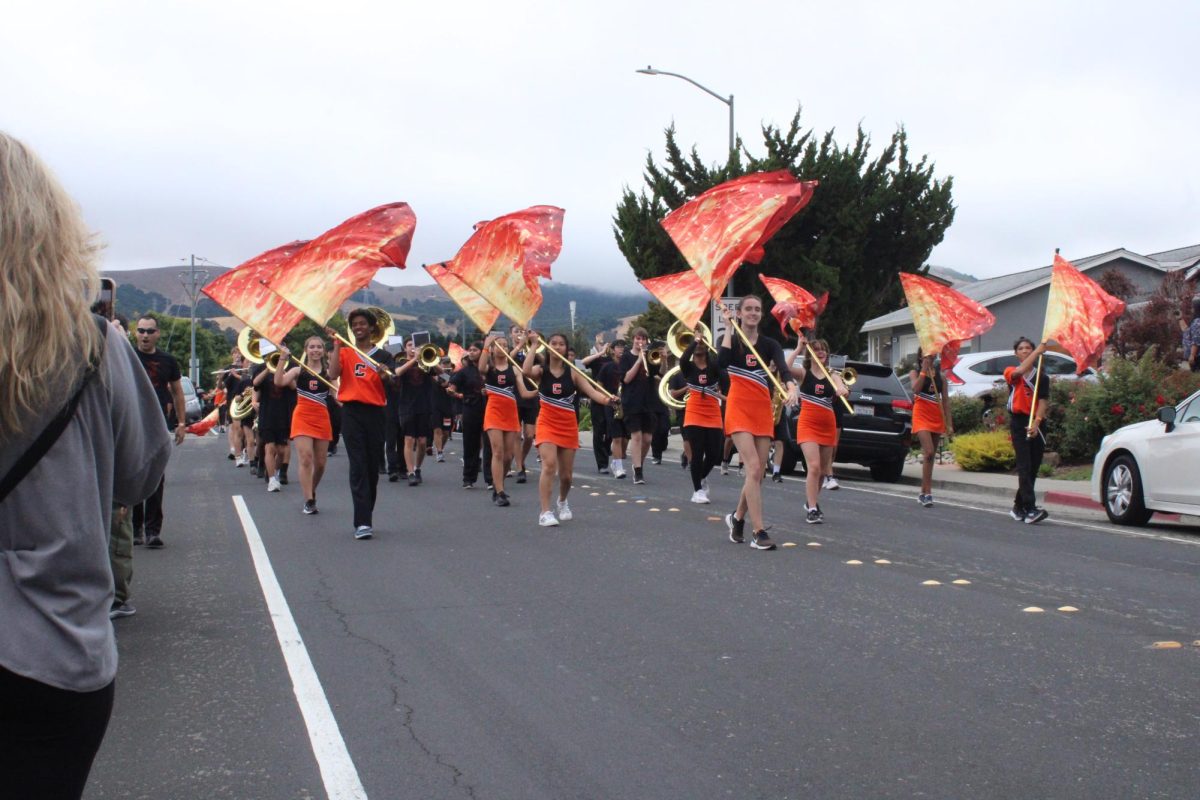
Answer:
[
  {"left": 274, "top": 336, "right": 333, "bottom": 514},
  {"left": 0, "top": 132, "right": 171, "bottom": 799}
]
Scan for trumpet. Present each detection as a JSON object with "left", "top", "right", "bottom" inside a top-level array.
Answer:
[{"left": 416, "top": 343, "right": 442, "bottom": 372}]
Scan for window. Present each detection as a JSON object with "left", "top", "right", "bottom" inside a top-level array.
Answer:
[
  {"left": 1042, "top": 354, "right": 1080, "bottom": 375},
  {"left": 1179, "top": 395, "right": 1200, "bottom": 424},
  {"left": 972, "top": 356, "right": 1018, "bottom": 376}
]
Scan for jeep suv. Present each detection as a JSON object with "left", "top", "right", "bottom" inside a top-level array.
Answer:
[{"left": 779, "top": 359, "right": 912, "bottom": 481}]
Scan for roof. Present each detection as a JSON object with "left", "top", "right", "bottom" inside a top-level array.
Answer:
[
  {"left": 1147, "top": 243, "right": 1200, "bottom": 267},
  {"left": 862, "top": 247, "right": 1173, "bottom": 333}
]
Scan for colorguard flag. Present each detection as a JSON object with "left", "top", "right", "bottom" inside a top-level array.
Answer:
[
  {"left": 759, "top": 275, "right": 829, "bottom": 335},
  {"left": 186, "top": 408, "right": 220, "bottom": 437},
  {"left": 899, "top": 272, "right": 995, "bottom": 370},
  {"left": 424, "top": 262, "right": 501, "bottom": 334},
  {"left": 440, "top": 205, "right": 565, "bottom": 328},
  {"left": 201, "top": 241, "right": 310, "bottom": 345},
  {"left": 265, "top": 202, "right": 416, "bottom": 324},
  {"left": 639, "top": 270, "right": 711, "bottom": 330},
  {"left": 661, "top": 171, "right": 817, "bottom": 299},
  {"left": 447, "top": 342, "right": 466, "bottom": 370},
  {"left": 1041, "top": 253, "right": 1126, "bottom": 374}
]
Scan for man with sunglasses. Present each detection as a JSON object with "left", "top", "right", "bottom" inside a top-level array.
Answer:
[{"left": 132, "top": 317, "right": 186, "bottom": 549}]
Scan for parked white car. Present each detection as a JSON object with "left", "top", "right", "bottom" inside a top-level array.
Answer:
[
  {"left": 1090, "top": 388, "right": 1200, "bottom": 525},
  {"left": 944, "top": 350, "right": 1098, "bottom": 404}
]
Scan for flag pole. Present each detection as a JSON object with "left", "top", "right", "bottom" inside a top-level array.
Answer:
[
  {"left": 801, "top": 341, "right": 855, "bottom": 414},
  {"left": 525, "top": 333, "right": 617, "bottom": 401},
  {"left": 1027, "top": 247, "right": 1057, "bottom": 439},
  {"left": 723, "top": 315, "right": 798, "bottom": 408}
]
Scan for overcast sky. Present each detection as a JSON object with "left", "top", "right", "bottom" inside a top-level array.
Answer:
[{"left": 4, "top": 1, "right": 1196, "bottom": 299}]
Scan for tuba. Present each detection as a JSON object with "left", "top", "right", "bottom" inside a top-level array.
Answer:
[
  {"left": 230, "top": 388, "right": 254, "bottom": 420},
  {"left": 657, "top": 365, "right": 686, "bottom": 410},
  {"left": 667, "top": 320, "right": 713, "bottom": 359}
]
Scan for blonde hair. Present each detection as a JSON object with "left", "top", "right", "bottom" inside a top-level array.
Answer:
[{"left": 0, "top": 132, "right": 103, "bottom": 439}]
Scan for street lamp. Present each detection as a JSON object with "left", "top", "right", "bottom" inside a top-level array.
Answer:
[{"left": 636, "top": 66, "right": 735, "bottom": 161}]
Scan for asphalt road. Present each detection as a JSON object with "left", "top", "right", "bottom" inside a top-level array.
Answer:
[{"left": 86, "top": 434, "right": 1200, "bottom": 800}]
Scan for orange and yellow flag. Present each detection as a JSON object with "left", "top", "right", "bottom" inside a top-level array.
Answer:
[
  {"left": 424, "top": 262, "right": 501, "bottom": 334},
  {"left": 639, "top": 270, "right": 711, "bottom": 330},
  {"left": 1041, "top": 254, "right": 1125, "bottom": 374},
  {"left": 899, "top": 273, "right": 995, "bottom": 370},
  {"left": 759, "top": 275, "right": 829, "bottom": 336},
  {"left": 201, "top": 241, "right": 310, "bottom": 345}
]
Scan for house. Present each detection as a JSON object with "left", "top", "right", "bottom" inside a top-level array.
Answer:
[{"left": 861, "top": 245, "right": 1200, "bottom": 368}]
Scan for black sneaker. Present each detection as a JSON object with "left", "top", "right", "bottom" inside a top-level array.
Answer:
[
  {"left": 1025, "top": 507, "right": 1049, "bottom": 525},
  {"left": 680, "top": 456, "right": 688, "bottom": 469},
  {"left": 771, "top": 472, "right": 783, "bottom": 483},
  {"left": 227, "top": 452, "right": 236, "bottom": 461},
  {"left": 109, "top": 601, "right": 136, "bottom": 619},
  {"left": 599, "top": 467, "right": 610, "bottom": 474},
  {"left": 408, "top": 472, "right": 419, "bottom": 486},
  {"left": 486, "top": 483, "right": 494, "bottom": 492},
  {"left": 920, "top": 494, "right": 934, "bottom": 508},
  {"left": 651, "top": 457, "right": 662, "bottom": 465},
  {"left": 805, "top": 507, "right": 822, "bottom": 525},
  {"left": 327, "top": 445, "right": 337, "bottom": 456},
  {"left": 133, "top": 529, "right": 145, "bottom": 546},
  {"left": 303, "top": 500, "right": 317, "bottom": 515},
  {"left": 354, "top": 525, "right": 373, "bottom": 540},
  {"left": 388, "top": 472, "right": 400, "bottom": 483},
  {"left": 463, "top": 481, "right": 475, "bottom": 489},
  {"left": 633, "top": 468, "right": 645, "bottom": 485},
  {"left": 279, "top": 472, "right": 289, "bottom": 485},
  {"left": 494, "top": 491, "right": 511, "bottom": 507},
  {"left": 145, "top": 535, "right": 164, "bottom": 549},
  {"left": 415, "top": 469, "right": 423, "bottom": 485},
  {"left": 750, "top": 529, "right": 776, "bottom": 550},
  {"left": 516, "top": 470, "right": 527, "bottom": 484},
  {"left": 1009, "top": 507, "right": 1025, "bottom": 521},
  {"left": 725, "top": 512, "right": 745, "bottom": 544}
]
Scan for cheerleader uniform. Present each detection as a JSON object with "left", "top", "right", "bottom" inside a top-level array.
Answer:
[
  {"left": 483, "top": 364, "right": 520, "bottom": 433},
  {"left": 680, "top": 343, "right": 725, "bottom": 493},
  {"left": 795, "top": 370, "right": 839, "bottom": 447},
  {"left": 290, "top": 369, "right": 333, "bottom": 441},
  {"left": 534, "top": 364, "right": 579, "bottom": 449},
  {"left": 911, "top": 371, "right": 945, "bottom": 435},
  {"left": 718, "top": 336, "right": 787, "bottom": 438}
]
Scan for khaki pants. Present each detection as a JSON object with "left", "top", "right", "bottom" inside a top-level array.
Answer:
[{"left": 109, "top": 504, "right": 133, "bottom": 604}]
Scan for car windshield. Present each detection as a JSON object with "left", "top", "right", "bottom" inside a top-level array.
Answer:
[{"left": 181, "top": 377, "right": 196, "bottom": 398}]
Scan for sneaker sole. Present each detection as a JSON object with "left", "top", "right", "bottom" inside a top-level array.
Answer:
[
  {"left": 354, "top": 531, "right": 373, "bottom": 540},
  {"left": 750, "top": 541, "right": 777, "bottom": 550}
]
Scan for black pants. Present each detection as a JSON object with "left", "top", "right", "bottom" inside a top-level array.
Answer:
[
  {"left": 684, "top": 425, "right": 723, "bottom": 491},
  {"left": 0, "top": 666, "right": 114, "bottom": 800},
  {"left": 131, "top": 475, "right": 165, "bottom": 537},
  {"left": 460, "top": 404, "right": 484, "bottom": 483},
  {"left": 342, "top": 402, "right": 385, "bottom": 528},
  {"left": 591, "top": 400, "right": 611, "bottom": 469},
  {"left": 327, "top": 399, "right": 342, "bottom": 448},
  {"left": 652, "top": 410, "right": 670, "bottom": 459},
  {"left": 1011, "top": 414, "right": 1045, "bottom": 513},
  {"left": 384, "top": 394, "right": 403, "bottom": 475}
]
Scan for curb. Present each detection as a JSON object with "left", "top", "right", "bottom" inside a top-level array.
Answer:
[{"left": 1044, "top": 490, "right": 1183, "bottom": 522}]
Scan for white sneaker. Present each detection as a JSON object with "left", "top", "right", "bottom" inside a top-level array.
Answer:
[
  {"left": 235, "top": 454, "right": 248, "bottom": 467},
  {"left": 690, "top": 489, "right": 710, "bottom": 504},
  {"left": 436, "top": 452, "right": 445, "bottom": 463},
  {"left": 556, "top": 499, "right": 573, "bottom": 521},
  {"left": 538, "top": 511, "right": 560, "bottom": 527},
  {"left": 823, "top": 475, "right": 840, "bottom": 490},
  {"left": 613, "top": 468, "right": 627, "bottom": 479},
  {"left": 267, "top": 476, "right": 281, "bottom": 492},
  {"left": 720, "top": 463, "right": 729, "bottom": 475}
]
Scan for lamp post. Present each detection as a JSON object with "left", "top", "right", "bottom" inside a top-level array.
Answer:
[{"left": 636, "top": 66, "right": 735, "bottom": 161}]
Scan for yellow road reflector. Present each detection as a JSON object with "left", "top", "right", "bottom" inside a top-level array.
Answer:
[
  {"left": 668, "top": 507, "right": 680, "bottom": 512},
  {"left": 1023, "top": 606, "right": 1044, "bottom": 613},
  {"left": 635, "top": 499, "right": 647, "bottom": 504},
  {"left": 845, "top": 559, "right": 863, "bottom": 565},
  {"left": 649, "top": 507, "right": 660, "bottom": 512},
  {"left": 606, "top": 491, "right": 617, "bottom": 496},
  {"left": 952, "top": 579, "right": 971, "bottom": 585},
  {"left": 1057, "top": 606, "right": 1079, "bottom": 613},
  {"left": 1193, "top": 641, "right": 1200, "bottom": 648},
  {"left": 874, "top": 559, "right": 891, "bottom": 565},
  {"left": 921, "top": 580, "right": 941, "bottom": 586},
  {"left": 589, "top": 492, "right": 600, "bottom": 496},
  {"left": 1151, "top": 641, "right": 1182, "bottom": 649},
  {"left": 616, "top": 499, "right": 628, "bottom": 504},
  {"left": 781, "top": 542, "right": 797, "bottom": 548},
  {"left": 707, "top": 516, "right": 722, "bottom": 521},
  {"left": 806, "top": 542, "right": 822, "bottom": 548}
]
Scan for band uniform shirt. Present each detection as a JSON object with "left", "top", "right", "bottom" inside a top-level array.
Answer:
[
  {"left": 337, "top": 346, "right": 393, "bottom": 406},
  {"left": 449, "top": 361, "right": 484, "bottom": 407},
  {"left": 1004, "top": 365, "right": 1050, "bottom": 417}
]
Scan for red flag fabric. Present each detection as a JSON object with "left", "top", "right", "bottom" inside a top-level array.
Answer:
[
  {"left": 1041, "top": 253, "right": 1126, "bottom": 374},
  {"left": 424, "top": 262, "right": 501, "bottom": 334},
  {"left": 440, "top": 206, "right": 564, "bottom": 328},
  {"left": 447, "top": 342, "right": 465, "bottom": 370},
  {"left": 758, "top": 275, "right": 829, "bottom": 335},
  {"left": 201, "top": 241, "right": 310, "bottom": 345},
  {"left": 899, "top": 273, "right": 995, "bottom": 370},
  {"left": 186, "top": 408, "right": 220, "bottom": 437},
  {"left": 660, "top": 171, "right": 817, "bottom": 300},
  {"left": 264, "top": 202, "right": 416, "bottom": 324},
  {"left": 639, "top": 270, "right": 710, "bottom": 330}
]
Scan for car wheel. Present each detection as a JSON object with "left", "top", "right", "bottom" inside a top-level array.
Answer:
[
  {"left": 869, "top": 457, "right": 905, "bottom": 483},
  {"left": 1103, "top": 455, "right": 1153, "bottom": 526}
]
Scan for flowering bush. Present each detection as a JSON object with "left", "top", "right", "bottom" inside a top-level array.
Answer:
[{"left": 950, "top": 431, "right": 1016, "bottom": 472}]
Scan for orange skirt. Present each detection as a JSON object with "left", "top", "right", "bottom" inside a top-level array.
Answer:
[
  {"left": 684, "top": 392, "right": 723, "bottom": 429},
  {"left": 795, "top": 402, "right": 837, "bottom": 447},
  {"left": 484, "top": 394, "right": 520, "bottom": 433},
  {"left": 535, "top": 402, "right": 579, "bottom": 449},
  {"left": 724, "top": 377, "right": 773, "bottom": 438},
  {"left": 291, "top": 398, "right": 332, "bottom": 441},
  {"left": 912, "top": 397, "right": 945, "bottom": 434}
]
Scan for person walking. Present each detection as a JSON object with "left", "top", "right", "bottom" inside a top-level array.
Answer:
[{"left": 274, "top": 337, "right": 333, "bottom": 514}]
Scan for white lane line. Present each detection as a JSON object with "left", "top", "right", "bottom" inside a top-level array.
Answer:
[
  {"left": 836, "top": 483, "right": 1200, "bottom": 548},
  {"left": 233, "top": 496, "right": 368, "bottom": 800}
]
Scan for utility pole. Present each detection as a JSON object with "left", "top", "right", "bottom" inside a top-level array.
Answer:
[{"left": 178, "top": 255, "right": 209, "bottom": 388}]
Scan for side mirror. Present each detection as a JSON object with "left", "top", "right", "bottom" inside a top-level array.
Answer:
[{"left": 1157, "top": 405, "right": 1177, "bottom": 433}]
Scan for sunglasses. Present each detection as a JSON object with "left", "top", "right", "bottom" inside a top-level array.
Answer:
[{"left": 136, "top": 328, "right": 158, "bottom": 335}]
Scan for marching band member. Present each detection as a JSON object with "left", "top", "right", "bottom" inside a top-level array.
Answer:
[
  {"left": 910, "top": 350, "right": 953, "bottom": 508},
  {"left": 511, "top": 324, "right": 540, "bottom": 484},
  {"left": 1005, "top": 337, "right": 1052, "bottom": 524},
  {"left": 789, "top": 336, "right": 849, "bottom": 524},
  {"left": 520, "top": 333, "right": 613, "bottom": 527},
  {"left": 598, "top": 339, "right": 629, "bottom": 477},
  {"left": 717, "top": 297, "right": 799, "bottom": 550},
  {"left": 222, "top": 348, "right": 248, "bottom": 463},
  {"left": 649, "top": 341, "right": 672, "bottom": 465},
  {"left": 581, "top": 337, "right": 613, "bottom": 473},
  {"left": 676, "top": 331, "right": 725, "bottom": 504},
  {"left": 393, "top": 340, "right": 439, "bottom": 486},
  {"left": 619, "top": 327, "right": 656, "bottom": 484},
  {"left": 325, "top": 310, "right": 395, "bottom": 540},
  {"left": 274, "top": 337, "right": 333, "bottom": 515},
  {"left": 482, "top": 334, "right": 520, "bottom": 507},
  {"left": 448, "top": 341, "right": 485, "bottom": 488},
  {"left": 253, "top": 349, "right": 296, "bottom": 492}
]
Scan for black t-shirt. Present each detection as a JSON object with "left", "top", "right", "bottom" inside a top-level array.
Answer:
[
  {"left": 449, "top": 362, "right": 484, "bottom": 406},
  {"left": 514, "top": 350, "right": 541, "bottom": 408},
  {"left": 617, "top": 351, "right": 656, "bottom": 413},
  {"left": 135, "top": 348, "right": 181, "bottom": 421},
  {"left": 252, "top": 364, "right": 296, "bottom": 426},
  {"left": 598, "top": 359, "right": 623, "bottom": 395},
  {"left": 398, "top": 367, "right": 435, "bottom": 414}
]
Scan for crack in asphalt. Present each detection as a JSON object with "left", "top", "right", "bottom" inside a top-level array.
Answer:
[{"left": 313, "top": 568, "right": 479, "bottom": 799}]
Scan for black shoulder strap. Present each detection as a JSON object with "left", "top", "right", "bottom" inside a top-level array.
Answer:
[{"left": 0, "top": 316, "right": 107, "bottom": 505}]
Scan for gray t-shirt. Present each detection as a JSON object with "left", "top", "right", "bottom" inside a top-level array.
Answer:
[{"left": 0, "top": 323, "right": 171, "bottom": 691}]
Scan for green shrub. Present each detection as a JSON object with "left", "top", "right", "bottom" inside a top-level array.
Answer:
[
  {"left": 1038, "top": 463, "right": 1055, "bottom": 477},
  {"left": 578, "top": 403, "right": 592, "bottom": 432},
  {"left": 950, "top": 431, "right": 1016, "bottom": 472},
  {"left": 949, "top": 396, "right": 985, "bottom": 434}
]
